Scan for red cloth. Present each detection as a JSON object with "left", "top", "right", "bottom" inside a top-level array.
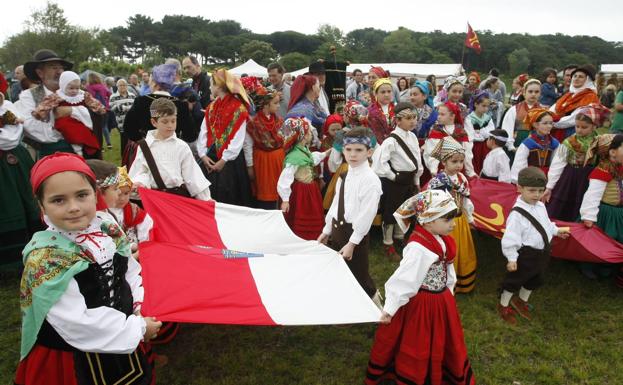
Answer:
[
  {"left": 444, "top": 102, "right": 464, "bottom": 126},
  {"left": 409, "top": 225, "right": 456, "bottom": 263},
  {"left": 30, "top": 152, "right": 96, "bottom": 194},
  {"left": 54, "top": 116, "right": 101, "bottom": 155},
  {"left": 0, "top": 72, "right": 8, "bottom": 94},
  {"left": 322, "top": 113, "right": 344, "bottom": 136},
  {"left": 367, "top": 101, "right": 395, "bottom": 144},
  {"left": 15, "top": 345, "right": 78, "bottom": 385},
  {"left": 247, "top": 112, "right": 284, "bottom": 151},
  {"left": 283, "top": 180, "right": 324, "bottom": 240},
  {"left": 464, "top": 23, "right": 481, "bottom": 54},
  {"left": 554, "top": 88, "right": 600, "bottom": 118},
  {"left": 365, "top": 289, "right": 475, "bottom": 385},
  {"left": 205, "top": 93, "right": 249, "bottom": 159},
  {"left": 428, "top": 125, "right": 469, "bottom": 143},
  {"left": 369, "top": 66, "right": 389, "bottom": 78},
  {"left": 288, "top": 75, "right": 318, "bottom": 111},
  {"left": 471, "top": 141, "right": 490, "bottom": 175},
  {"left": 123, "top": 201, "right": 148, "bottom": 229}
]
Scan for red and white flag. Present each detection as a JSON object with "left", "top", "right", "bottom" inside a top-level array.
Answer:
[{"left": 137, "top": 188, "right": 382, "bottom": 325}]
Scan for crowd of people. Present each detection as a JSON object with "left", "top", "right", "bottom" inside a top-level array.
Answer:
[{"left": 2, "top": 47, "right": 623, "bottom": 385}]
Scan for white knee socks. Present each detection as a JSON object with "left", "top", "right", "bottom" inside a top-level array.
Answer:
[{"left": 500, "top": 290, "right": 513, "bottom": 307}]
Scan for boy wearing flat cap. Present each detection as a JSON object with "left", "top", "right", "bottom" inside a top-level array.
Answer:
[{"left": 498, "top": 166, "right": 570, "bottom": 324}]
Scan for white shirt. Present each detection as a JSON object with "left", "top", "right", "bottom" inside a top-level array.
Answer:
[
  {"left": 130, "top": 130, "right": 212, "bottom": 200},
  {"left": 463, "top": 114, "right": 495, "bottom": 142},
  {"left": 546, "top": 145, "right": 571, "bottom": 190},
  {"left": 318, "top": 88, "right": 330, "bottom": 116},
  {"left": 372, "top": 128, "right": 423, "bottom": 186},
  {"left": 500, "top": 103, "right": 540, "bottom": 151},
  {"left": 108, "top": 207, "right": 154, "bottom": 246},
  {"left": 277, "top": 150, "right": 326, "bottom": 202},
  {"left": 15, "top": 85, "right": 64, "bottom": 143},
  {"left": 501, "top": 197, "right": 559, "bottom": 262},
  {"left": 0, "top": 101, "right": 24, "bottom": 150},
  {"left": 481, "top": 147, "right": 511, "bottom": 183},
  {"left": 422, "top": 125, "right": 476, "bottom": 177},
  {"left": 197, "top": 117, "right": 248, "bottom": 163},
  {"left": 383, "top": 236, "right": 457, "bottom": 316},
  {"left": 510, "top": 143, "right": 558, "bottom": 184},
  {"left": 549, "top": 99, "right": 579, "bottom": 129},
  {"left": 322, "top": 162, "right": 382, "bottom": 244},
  {"left": 579, "top": 179, "right": 608, "bottom": 222},
  {"left": 44, "top": 213, "right": 146, "bottom": 353}
]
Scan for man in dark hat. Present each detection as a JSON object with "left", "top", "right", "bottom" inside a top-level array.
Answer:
[
  {"left": 16, "top": 49, "right": 76, "bottom": 156},
  {"left": 307, "top": 61, "right": 330, "bottom": 115}
]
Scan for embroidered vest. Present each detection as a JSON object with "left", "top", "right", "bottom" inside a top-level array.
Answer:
[
  {"left": 420, "top": 260, "right": 448, "bottom": 292},
  {"left": 602, "top": 179, "right": 623, "bottom": 206}
]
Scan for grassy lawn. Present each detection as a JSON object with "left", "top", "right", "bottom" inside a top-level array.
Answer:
[{"left": 1, "top": 130, "right": 622, "bottom": 384}]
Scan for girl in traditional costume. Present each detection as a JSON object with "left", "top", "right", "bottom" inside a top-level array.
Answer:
[
  {"left": 426, "top": 137, "right": 477, "bottom": 293},
  {"left": 550, "top": 65, "right": 600, "bottom": 142},
  {"left": 509, "top": 73, "right": 529, "bottom": 106},
  {"left": 286, "top": 74, "right": 327, "bottom": 147},
  {"left": 246, "top": 84, "right": 285, "bottom": 210},
  {"left": 544, "top": 104, "right": 608, "bottom": 221},
  {"left": 409, "top": 80, "right": 437, "bottom": 141},
  {"left": 110, "top": 166, "right": 153, "bottom": 247},
  {"left": 435, "top": 76, "right": 468, "bottom": 121},
  {"left": 14, "top": 152, "right": 160, "bottom": 385},
  {"left": 367, "top": 78, "right": 395, "bottom": 144},
  {"left": 365, "top": 189, "right": 475, "bottom": 385},
  {"left": 464, "top": 90, "right": 495, "bottom": 175},
  {"left": 510, "top": 108, "right": 560, "bottom": 184},
  {"left": 278, "top": 118, "right": 329, "bottom": 240},
  {"left": 197, "top": 68, "right": 252, "bottom": 206},
  {"left": 320, "top": 113, "right": 344, "bottom": 184},
  {"left": 501, "top": 79, "right": 545, "bottom": 150}
]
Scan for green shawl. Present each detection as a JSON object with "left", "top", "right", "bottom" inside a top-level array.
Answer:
[
  {"left": 19, "top": 219, "right": 131, "bottom": 359},
  {"left": 563, "top": 132, "right": 598, "bottom": 164},
  {"left": 284, "top": 143, "right": 314, "bottom": 167}
]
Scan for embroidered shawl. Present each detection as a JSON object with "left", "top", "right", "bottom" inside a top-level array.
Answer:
[{"left": 205, "top": 93, "right": 249, "bottom": 159}]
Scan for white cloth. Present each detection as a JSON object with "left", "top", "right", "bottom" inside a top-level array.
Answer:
[
  {"left": 0, "top": 101, "right": 24, "bottom": 150},
  {"left": 422, "top": 125, "right": 476, "bottom": 177},
  {"left": 383, "top": 235, "right": 456, "bottom": 316},
  {"left": 318, "top": 89, "right": 330, "bottom": 116},
  {"left": 322, "top": 162, "right": 382, "bottom": 244},
  {"left": 328, "top": 147, "right": 344, "bottom": 173},
  {"left": 15, "top": 86, "right": 64, "bottom": 143},
  {"left": 44, "top": 213, "right": 146, "bottom": 353},
  {"left": 481, "top": 147, "right": 511, "bottom": 183},
  {"left": 501, "top": 197, "right": 559, "bottom": 262},
  {"left": 579, "top": 179, "right": 608, "bottom": 222},
  {"left": 372, "top": 128, "right": 423, "bottom": 186},
  {"left": 130, "top": 131, "right": 212, "bottom": 200},
  {"left": 108, "top": 207, "right": 154, "bottom": 244},
  {"left": 549, "top": 84, "right": 596, "bottom": 129},
  {"left": 243, "top": 132, "right": 254, "bottom": 167},
  {"left": 277, "top": 151, "right": 326, "bottom": 201},
  {"left": 197, "top": 117, "right": 248, "bottom": 162},
  {"left": 545, "top": 145, "right": 571, "bottom": 190},
  {"left": 463, "top": 115, "right": 495, "bottom": 142},
  {"left": 500, "top": 103, "right": 541, "bottom": 151}
]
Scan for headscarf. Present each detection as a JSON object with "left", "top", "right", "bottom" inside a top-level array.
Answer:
[
  {"left": 242, "top": 77, "right": 277, "bottom": 112},
  {"left": 516, "top": 74, "right": 530, "bottom": 88},
  {"left": 431, "top": 136, "right": 465, "bottom": 161},
  {"left": 413, "top": 80, "right": 434, "bottom": 108},
  {"left": 523, "top": 78, "right": 541, "bottom": 91},
  {"left": 443, "top": 101, "right": 464, "bottom": 126},
  {"left": 281, "top": 117, "right": 312, "bottom": 153},
  {"left": 212, "top": 68, "right": 250, "bottom": 107},
  {"left": 343, "top": 99, "right": 369, "bottom": 126},
  {"left": 467, "top": 71, "right": 481, "bottom": 85},
  {"left": 576, "top": 103, "right": 610, "bottom": 127},
  {"left": 117, "top": 166, "right": 132, "bottom": 190},
  {"left": 468, "top": 89, "right": 490, "bottom": 112},
  {"left": 523, "top": 107, "right": 552, "bottom": 129},
  {"left": 393, "top": 189, "right": 457, "bottom": 229},
  {"left": 372, "top": 78, "right": 393, "bottom": 94},
  {"left": 443, "top": 75, "right": 465, "bottom": 91},
  {"left": 288, "top": 75, "right": 318, "bottom": 110},
  {"left": 585, "top": 133, "right": 616, "bottom": 166},
  {"left": 0, "top": 72, "right": 7, "bottom": 95},
  {"left": 30, "top": 152, "right": 96, "bottom": 195},
  {"left": 323, "top": 113, "right": 344, "bottom": 136},
  {"left": 57, "top": 71, "right": 83, "bottom": 103},
  {"left": 369, "top": 66, "right": 389, "bottom": 79},
  {"left": 152, "top": 63, "right": 177, "bottom": 91}
]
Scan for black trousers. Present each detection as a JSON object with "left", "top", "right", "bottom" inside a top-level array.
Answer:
[{"left": 501, "top": 246, "right": 551, "bottom": 292}]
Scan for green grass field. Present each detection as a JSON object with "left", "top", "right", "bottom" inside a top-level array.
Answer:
[{"left": 1, "top": 131, "right": 622, "bottom": 384}]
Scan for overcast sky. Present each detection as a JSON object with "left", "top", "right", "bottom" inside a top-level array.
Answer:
[{"left": 2, "top": 0, "right": 621, "bottom": 44}]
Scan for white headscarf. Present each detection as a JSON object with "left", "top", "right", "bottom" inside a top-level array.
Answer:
[{"left": 57, "top": 71, "right": 85, "bottom": 103}]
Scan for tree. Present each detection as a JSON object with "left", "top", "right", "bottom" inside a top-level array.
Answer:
[
  {"left": 240, "top": 40, "right": 277, "bottom": 66},
  {"left": 267, "top": 31, "right": 323, "bottom": 55},
  {"left": 316, "top": 24, "right": 345, "bottom": 45},
  {"left": 279, "top": 52, "right": 310, "bottom": 72},
  {"left": 507, "top": 48, "right": 531, "bottom": 76},
  {"left": 125, "top": 14, "right": 157, "bottom": 62}
]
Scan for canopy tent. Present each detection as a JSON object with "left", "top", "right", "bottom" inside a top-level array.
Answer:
[
  {"left": 289, "top": 63, "right": 464, "bottom": 87},
  {"left": 600, "top": 64, "right": 623, "bottom": 76},
  {"left": 229, "top": 59, "right": 268, "bottom": 78}
]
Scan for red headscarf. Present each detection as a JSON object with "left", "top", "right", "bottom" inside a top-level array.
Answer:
[
  {"left": 369, "top": 66, "right": 389, "bottom": 78},
  {"left": 30, "top": 153, "right": 96, "bottom": 195},
  {"left": 0, "top": 73, "right": 7, "bottom": 95},
  {"left": 322, "top": 114, "right": 344, "bottom": 136},
  {"left": 288, "top": 75, "right": 318, "bottom": 110},
  {"left": 444, "top": 101, "right": 464, "bottom": 126}
]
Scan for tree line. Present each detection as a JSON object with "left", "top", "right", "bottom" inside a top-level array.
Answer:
[{"left": 2, "top": 2, "right": 623, "bottom": 78}]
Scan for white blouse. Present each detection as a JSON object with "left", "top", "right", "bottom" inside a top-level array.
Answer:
[
  {"left": 15, "top": 86, "right": 64, "bottom": 143},
  {"left": 579, "top": 179, "right": 608, "bottom": 222},
  {"left": 0, "top": 101, "right": 24, "bottom": 151},
  {"left": 423, "top": 125, "right": 476, "bottom": 177},
  {"left": 372, "top": 128, "right": 423, "bottom": 186},
  {"left": 277, "top": 150, "right": 327, "bottom": 201}
]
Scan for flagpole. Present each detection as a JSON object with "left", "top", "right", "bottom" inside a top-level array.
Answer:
[{"left": 461, "top": 23, "right": 467, "bottom": 69}]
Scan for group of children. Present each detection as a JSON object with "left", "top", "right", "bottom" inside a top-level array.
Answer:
[{"left": 11, "top": 67, "right": 623, "bottom": 384}]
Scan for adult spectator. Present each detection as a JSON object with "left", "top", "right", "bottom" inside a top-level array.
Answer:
[
  {"left": 426, "top": 74, "right": 437, "bottom": 97},
  {"left": 110, "top": 78, "right": 137, "bottom": 159},
  {"left": 86, "top": 73, "right": 112, "bottom": 150},
  {"left": 345, "top": 68, "right": 368, "bottom": 101},
  {"left": 10, "top": 65, "right": 25, "bottom": 102},
  {"left": 16, "top": 49, "right": 76, "bottom": 156},
  {"left": 168, "top": 57, "right": 204, "bottom": 153},
  {"left": 558, "top": 64, "right": 578, "bottom": 94},
  {"left": 609, "top": 86, "right": 623, "bottom": 133},
  {"left": 105, "top": 76, "right": 116, "bottom": 94},
  {"left": 479, "top": 68, "right": 507, "bottom": 100},
  {"left": 139, "top": 71, "right": 151, "bottom": 95},
  {"left": 128, "top": 73, "right": 140, "bottom": 96},
  {"left": 182, "top": 56, "right": 211, "bottom": 109},
  {"left": 267, "top": 62, "right": 291, "bottom": 118},
  {"left": 307, "top": 61, "right": 330, "bottom": 115}
]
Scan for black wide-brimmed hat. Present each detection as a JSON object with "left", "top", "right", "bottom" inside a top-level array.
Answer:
[
  {"left": 24, "top": 49, "right": 73, "bottom": 81},
  {"left": 307, "top": 61, "right": 326, "bottom": 75},
  {"left": 570, "top": 64, "right": 596, "bottom": 82}
]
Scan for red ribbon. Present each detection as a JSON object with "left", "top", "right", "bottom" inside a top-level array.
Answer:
[{"left": 75, "top": 231, "right": 106, "bottom": 248}]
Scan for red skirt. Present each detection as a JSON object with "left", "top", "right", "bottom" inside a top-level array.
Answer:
[
  {"left": 365, "top": 289, "right": 475, "bottom": 385},
  {"left": 471, "top": 141, "right": 490, "bottom": 176},
  {"left": 284, "top": 180, "right": 324, "bottom": 240}
]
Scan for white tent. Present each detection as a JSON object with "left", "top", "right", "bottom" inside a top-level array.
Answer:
[
  {"left": 229, "top": 59, "right": 268, "bottom": 78},
  {"left": 601, "top": 64, "right": 623, "bottom": 76},
  {"left": 289, "top": 63, "right": 464, "bottom": 86}
]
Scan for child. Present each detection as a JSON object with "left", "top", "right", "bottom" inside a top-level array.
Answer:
[
  {"left": 365, "top": 189, "right": 475, "bottom": 385},
  {"left": 464, "top": 90, "right": 495, "bottom": 174},
  {"left": 481, "top": 129, "right": 512, "bottom": 183},
  {"left": 318, "top": 127, "right": 382, "bottom": 303},
  {"left": 372, "top": 102, "right": 423, "bottom": 261},
  {"left": 511, "top": 108, "right": 560, "bottom": 184},
  {"left": 423, "top": 101, "right": 476, "bottom": 178},
  {"left": 544, "top": 104, "right": 608, "bottom": 221},
  {"left": 85, "top": 159, "right": 122, "bottom": 224},
  {"left": 109, "top": 166, "right": 153, "bottom": 247},
  {"left": 246, "top": 86, "right": 285, "bottom": 210},
  {"left": 320, "top": 113, "right": 344, "bottom": 183},
  {"left": 540, "top": 68, "right": 560, "bottom": 107},
  {"left": 501, "top": 78, "right": 544, "bottom": 151},
  {"left": 15, "top": 152, "right": 160, "bottom": 385},
  {"left": 434, "top": 76, "right": 467, "bottom": 117},
  {"left": 427, "top": 137, "right": 478, "bottom": 293},
  {"left": 278, "top": 117, "right": 329, "bottom": 240},
  {"left": 509, "top": 73, "right": 529, "bottom": 106},
  {"left": 130, "top": 98, "right": 212, "bottom": 200},
  {"left": 409, "top": 80, "right": 437, "bottom": 140},
  {"left": 367, "top": 78, "right": 395, "bottom": 144},
  {"left": 499, "top": 167, "right": 570, "bottom": 324},
  {"left": 54, "top": 71, "right": 101, "bottom": 157}
]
